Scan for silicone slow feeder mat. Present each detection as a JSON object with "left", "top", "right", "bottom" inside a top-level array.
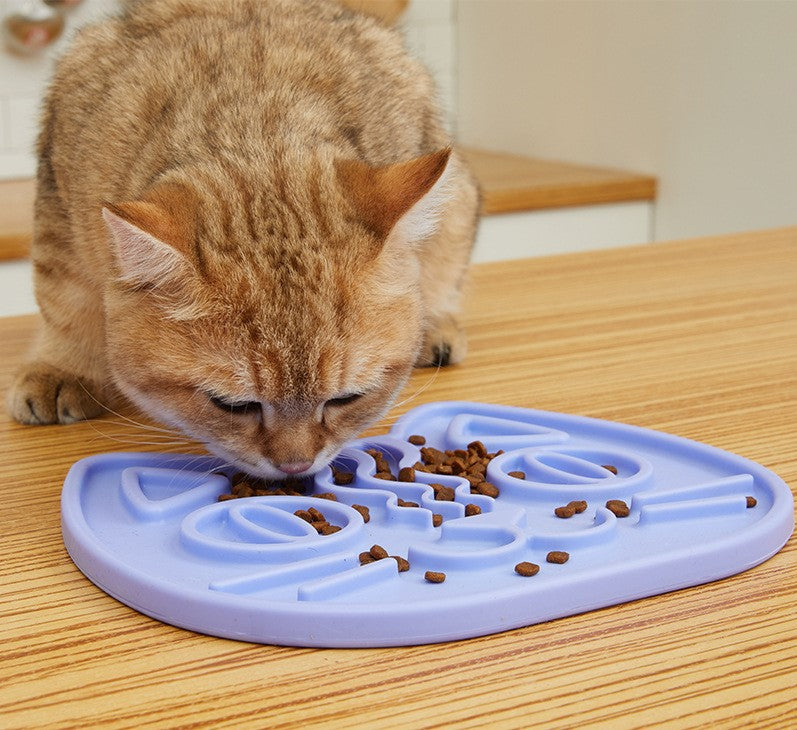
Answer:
[{"left": 61, "top": 401, "right": 794, "bottom": 647}]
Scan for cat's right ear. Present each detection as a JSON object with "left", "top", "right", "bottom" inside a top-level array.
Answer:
[
  {"left": 335, "top": 148, "right": 452, "bottom": 245},
  {"left": 102, "top": 194, "right": 193, "bottom": 287}
]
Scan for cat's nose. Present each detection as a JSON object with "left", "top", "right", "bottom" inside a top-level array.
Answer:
[{"left": 276, "top": 460, "right": 313, "bottom": 475}]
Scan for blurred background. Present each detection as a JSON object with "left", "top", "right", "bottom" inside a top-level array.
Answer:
[{"left": 1, "top": 0, "right": 796, "bottom": 315}]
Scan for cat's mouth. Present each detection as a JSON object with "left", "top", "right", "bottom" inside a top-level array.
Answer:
[{"left": 202, "top": 440, "right": 335, "bottom": 482}]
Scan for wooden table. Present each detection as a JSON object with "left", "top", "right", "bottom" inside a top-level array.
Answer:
[{"left": 1, "top": 227, "right": 795, "bottom": 728}]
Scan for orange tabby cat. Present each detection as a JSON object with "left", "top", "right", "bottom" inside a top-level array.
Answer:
[{"left": 7, "top": 0, "right": 479, "bottom": 479}]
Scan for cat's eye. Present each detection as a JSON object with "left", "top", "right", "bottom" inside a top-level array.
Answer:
[
  {"left": 325, "top": 393, "right": 364, "bottom": 408},
  {"left": 208, "top": 393, "right": 260, "bottom": 415}
]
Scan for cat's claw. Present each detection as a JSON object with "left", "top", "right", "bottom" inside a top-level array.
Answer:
[{"left": 8, "top": 364, "right": 105, "bottom": 425}]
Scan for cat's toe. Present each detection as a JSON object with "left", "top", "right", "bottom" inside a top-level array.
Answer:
[
  {"left": 416, "top": 316, "right": 466, "bottom": 368},
  {"left": 8, "top": 364, "right": 105, "bottom": 425}
]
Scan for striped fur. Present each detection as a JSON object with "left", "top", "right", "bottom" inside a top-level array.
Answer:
[{"left": 7, "top": 0, "right": 479, "bottom": 479}]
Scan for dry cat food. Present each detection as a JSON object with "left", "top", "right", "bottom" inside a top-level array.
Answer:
[
  {"left": 514, "top": 561, "right": 540, "bottom": 577},
  {"left": 746, "top": 496, "right": 757, "bottom": 508},
  {"left": 359, "top": 544, "right": 410, "bottom": 572},
  {"left": 351, "top": 504, "right": 370, "bottom": 522},
  {"left": 605, "top": 499, "right": 630, "bottom": 518},
  {"left": 406, "top": 437, "right": 504, "bottom": 499},
  {"left": 424, "top": 570, "right": 446, "bottom": 583},
  {"left": 432, "top": 513, "right": 443, "bottom": 527},
  {"left": 507, "top": 471, "right": 526, "bottom": 480},
  {"left": 218, "top": 472, "right": 309, "bottom": 501},
  {"left": 546, "top": 551, "right": 569, "bottom": 564},
  {"left": 602, "top": 464, "right": 618, "bottom": 475},
  {"left": 331, "top": 467, "right": 355, "bottom": 486},
  {"left": 464, "top": 503, "right": 482, "bottom": 516},
  {"left": 554, "top": 500, "right": 588, "bottom": 518},
  {"left": 294, "top": 507, "right": 341, "bottom": 535}
]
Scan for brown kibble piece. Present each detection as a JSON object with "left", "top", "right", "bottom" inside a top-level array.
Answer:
[
  {"left": 333, "top": 470, "right": 355, "bottom": 486},
  {"left": 359, "top": 551, "right": 375, "bottom": 565},
  {"left": 398, "top": 466, "right": 416, "bottom": 482},
  {"left": 392, "top": 556, "right": 411, "bottom": 572},
  {"left": 507, "top": 470, "right": 526, "bottom": 480},
  {"left": 432, "top": 484, "right": 455, "bottom": 501},
  {"left": 408, "top": 434, "right": 426, "bottom": 446},
  {"left": 546, "top": 551, "right": 569, "bottom": 564},
  {"left": 464, "top": 503, "right": 482, "bottom": 517},
  {"left": 432, "top": 513, "right": 443, "bottom": 527},
  {"left": 468, "top": 440, "right": 488, "bottom": 458},
  {"left": 319, "top": 524, "right": 341, "bottom": 535},
  {"left": 316, "top": 492, "right": 338, "bottom": 501},
  {"left": 218, "top": 493, "right": 236, "bottom": 501},
  {"left": 351, "top": 504, "right": 370, "bottom": 523},
  {"left": 602, "top": 464, "right": 619, "bottom": 475},
  {"left": 746, "top": 496, "right": 757, "bottom": 508},
  {"left": 294, "top": 509, "right": 313, "bottom": 523},
  {"left": 397, "top": 498, "right": 419, "bottom": 508},
  {"left": 374, "top": 471, "right": 396, "bottom": 481},
  {"left": 369, "top": 544, "right": 389, "bottom": 560},
  {"left": 475, "top": 482, "right": 500, "bottom": 498},
  {"left": 606, "top": 499, "right": 630, "bottom": 518},
  {"left": 515, "top": 561, "right": 540, "bottom": 576},
  {"left": 568, "top": 500, "right": 588, "bottom": 513},
  {"left": 554, "top": 505, "right": 576, "bottom": 519},
  {"left": 424, "top": 571, "right": 446, "bottom": 583}
]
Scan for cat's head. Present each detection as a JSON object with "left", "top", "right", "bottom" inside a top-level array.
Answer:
[{"left": 101, "top": 148, "right": 451, "bottom": 479}]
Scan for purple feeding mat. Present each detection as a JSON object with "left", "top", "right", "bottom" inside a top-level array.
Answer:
[{"left": 61, "top": 401, "right": 793, "bottom": 647}]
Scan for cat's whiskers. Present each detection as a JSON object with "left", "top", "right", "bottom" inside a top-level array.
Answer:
[
  {"left": 76, "top": 379, "right": 182, "bottom": 435},
  {"left": 380, "top": 355, "right": 444, "bottom": 427}
]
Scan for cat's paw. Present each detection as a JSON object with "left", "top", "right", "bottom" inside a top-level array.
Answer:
[
  {"left": 8, "top": 363, "right": 106, "bottom": 425},
  {"left": 416, "top": 315, "right": 467, "bottom": 368}
]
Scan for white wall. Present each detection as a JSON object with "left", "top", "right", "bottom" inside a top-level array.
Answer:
[{"left": 456, "top": 0, "right": 797, "bottom": 242}]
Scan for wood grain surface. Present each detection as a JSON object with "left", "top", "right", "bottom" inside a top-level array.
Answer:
[
  {"left": 1, "top": 228, "right": 795, "bottom": 729},
  {"left": 460, "top": 148, "right": 657, "bottom": 215}
]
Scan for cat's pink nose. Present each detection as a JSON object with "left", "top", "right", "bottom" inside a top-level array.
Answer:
[{"left": 277, "top": 460, "right": 313, "bottom": 475}]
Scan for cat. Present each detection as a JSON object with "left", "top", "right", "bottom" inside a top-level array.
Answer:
[{"left": 7, "top": 0, "right": 480, "bottom": 480}]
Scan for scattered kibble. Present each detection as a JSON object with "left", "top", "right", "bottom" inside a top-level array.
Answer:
[
  {"left": 507, "top": 471, "right": 526, "bottom": 479},
  {"left": 369, "top": 544, "right": 389, "bottom": 560},
  {"left": 746, "top": 496, "right": 757, "bottom": 508},
  {"left": 515, "top": 562, "right": 540, "bottom": 576},
  {"left": 464, "top": 503, "right": 482, "bottom": 517},
  {"left": 432, "top": 513, "right": 443, "bottom": 527},
  {"left": 351, "top": 504, "right": 370, "bottom": 523},
  {"left": 602, "top": 464, "right": 618, "bottom": 475},
  {"left": 293, "top": 507, "right": 341, "bottom": 535},
  {"left": 555, "top": 504, "right": 576, "bottom": 519},
  {"left": 546, "top": 551, "right": 569, "bottom": 564},
  {"left": 408, "top": 434, "right": 426, "bottom": 446},
  {"left": 424, "top": 571, "right": 446, "bottom": 583},
  {"left": 605, "top": 499, "right": 630, "bottom": 518},
  {"left": 398, "top": 466, "right": 416, "bottom": 482}
]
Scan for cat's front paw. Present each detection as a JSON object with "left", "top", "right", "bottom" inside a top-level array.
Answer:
[
  {"left": 416, "top": 315, "right": 467, "bottom": 368},
  {"left": 8, "top": 363, "right": 106, "bottom": 425}
]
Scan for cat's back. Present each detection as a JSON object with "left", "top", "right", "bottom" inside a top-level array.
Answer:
[{"left": 46, "top": 0, "right": 445, "bottom": 203}]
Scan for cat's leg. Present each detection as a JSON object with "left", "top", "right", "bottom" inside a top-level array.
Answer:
[
  {"left": 8, "top": 182, "right": 109, "bottom": 424},
  {"left": 415, "top": 152, "right": 480, "bottom": 367}
]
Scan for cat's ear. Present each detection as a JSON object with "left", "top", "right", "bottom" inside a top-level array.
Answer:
[
  {"left": 335, "top": 148, "right": 452, "bottom": 243},
  {"left": 102, "top": 184, "right": 195, "bottom": 286}
]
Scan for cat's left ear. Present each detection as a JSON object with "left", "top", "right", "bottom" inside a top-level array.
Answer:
[
  {"left": 335, "top": 148, "right": 452, "bottom": 244},
  {"left": 102, "top": 183, "right": 196, "bottom": 287}
]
